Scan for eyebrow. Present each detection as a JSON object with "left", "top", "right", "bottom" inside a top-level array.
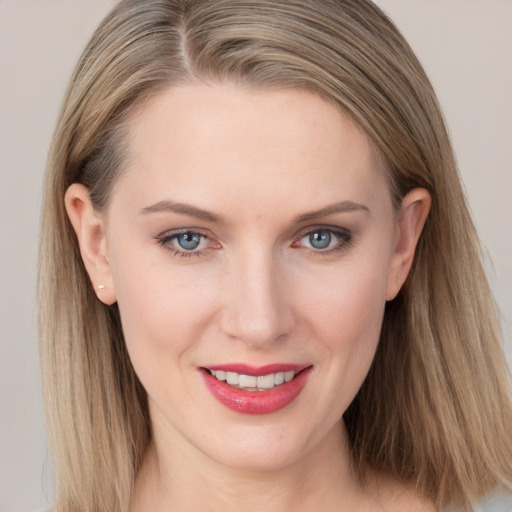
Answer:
[
  {"left": 140, "top": 200, "right": 223, "bottom": 224},
  {"left": 293, "top": 201, "right": 370, "bottom": 223},
  {"left": 140, "top": 199, "right": 369, "bottom": 224}
]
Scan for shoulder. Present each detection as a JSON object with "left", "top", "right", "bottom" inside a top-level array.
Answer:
[
  {"left": 473, "top": 491, "right": 512, "bottom": 512},
  {"left": 443, "top": 491, "right": 512, "bottom": 512},
  {"left": 393, "top": 490, "right": 512, "bottom": 512}
]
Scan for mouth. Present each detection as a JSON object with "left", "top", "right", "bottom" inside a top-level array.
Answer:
[
  {"left": 199, "top": 364, "right": 313, "bottom": 414},
  {"left": 204, "top": 368, "right": 302, "bottom": 391}
]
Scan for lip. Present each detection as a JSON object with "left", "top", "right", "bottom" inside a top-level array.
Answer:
[
  {"left": 204, "top": 363, "right": 310, "bottom": 376},
  {"left": 199, "top": 364, "right": 313, "bottom": 415}
]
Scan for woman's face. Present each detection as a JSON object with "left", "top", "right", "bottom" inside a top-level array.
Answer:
[{"left": 84, "top": 84, "right": 420, "bottom": 470}]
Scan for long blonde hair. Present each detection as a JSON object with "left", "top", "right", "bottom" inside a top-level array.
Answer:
[{"left": 39, "top": 1, "right": 512, "bottom": 510}]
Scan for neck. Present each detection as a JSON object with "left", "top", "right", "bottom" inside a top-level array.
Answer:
[{"left": 130, "top": 419, "right": 370, "bottom": 512}]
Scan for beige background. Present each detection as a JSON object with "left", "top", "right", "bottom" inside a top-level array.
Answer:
[{"left": 0, "top": 1, "right": 510, "bottom": 510}]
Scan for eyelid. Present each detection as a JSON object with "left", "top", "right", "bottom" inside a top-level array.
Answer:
[
  {"left": 156, "top": 226, "right": 212, "bottom": 241},
  {"left": 155, "top": 228, "right": 221, "bottom": 257},
  {"left": 292, "top": 224, "right": 352, "bottom": 241},
  {"left": 155, "top": 225, "right": 353, "bottom": 259},
  {"left": 291, "top": 225, "right": 353, "bottom": 253}
]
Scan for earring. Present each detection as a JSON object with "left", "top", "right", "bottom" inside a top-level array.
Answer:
[{"left": 97, "top": 285, "right": 105, "bottom": 290}]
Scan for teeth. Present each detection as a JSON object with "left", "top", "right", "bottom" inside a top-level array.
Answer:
[
  {"left": 226, "top": 372, "right": 238, "bottom": 385},
  {"left": 274, "top": 372, "right": 285, "bottom": 385},
  {"left": 238, "top": 374, "right": 257, "bottom": 388},
  {"left": 284, "top": 371, "right": 295, "bottom": 382},
  {"left": 210, "top": 370, "right": 297, "bottom": 390},
  {"left": 256, "top": 374, "right": 275, "bottom": 389}
]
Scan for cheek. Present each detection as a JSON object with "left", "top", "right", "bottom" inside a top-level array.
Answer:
[
  {"left": 297, "top": 255, "right": 389, "bottom": 402},
  {"left": 108, "top": 240, "right": 218, "bottom": 379},
  {"left": 316, "top": 275, "right": 385, "bottom": 384},
  {"left": 301, "top": 256, "right": 389, "bottom": 346}
]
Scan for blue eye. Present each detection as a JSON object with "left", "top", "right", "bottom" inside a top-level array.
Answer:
[
  {"left": 309, "top": 230, "right": 332, "bottom": 249},
  {"left": 176, "top": 232, "right": 202, "bottom": 250},
  {"left": 156, "top": 230, "right": 213, "bottom": 257},
  {"left": 294, "top": 227, "right": 352, "bottom": 254}
]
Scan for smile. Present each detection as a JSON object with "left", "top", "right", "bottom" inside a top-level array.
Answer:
[
  {"left": 208, "top": 369, "right": 297, "bottom": 391},
  {"left": 200, "top": 364, "right": 313, "bottom": 415}
]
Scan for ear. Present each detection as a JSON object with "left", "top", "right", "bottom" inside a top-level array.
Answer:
[
  {"left": 64, "top": 183, "right": 117, "bottom": 305},
  {"left": 386, "top": 188, "right": 431, "bottom": 301}
]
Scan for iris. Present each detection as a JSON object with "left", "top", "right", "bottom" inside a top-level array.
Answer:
[
  {"left": 177, "top": 232, "right": 201, "bottom": 250},
  {"left": 309, "top": 230, "right": 332, "bottom": 249}
]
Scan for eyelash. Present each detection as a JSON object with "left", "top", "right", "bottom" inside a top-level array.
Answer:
[
  {"left": 293, "top": 227, "right": 353, "bottom": 256},
  {"left": 155, "top": 226, "right": 353, "bottom": 258},
  {"left": 156, "top": 229, "right": 215, "bottom": 258}
]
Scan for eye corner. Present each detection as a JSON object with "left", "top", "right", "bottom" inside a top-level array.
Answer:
[
  {"left": 292, "top": 226, "right": 354, "bottom": 255},
  {"left": 155, "top": 228, "right": 222, "bottom": 259}
]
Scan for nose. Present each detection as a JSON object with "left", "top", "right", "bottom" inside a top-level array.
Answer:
[{"left": 219, "top": 250, "right": 296, "bottom": 347}]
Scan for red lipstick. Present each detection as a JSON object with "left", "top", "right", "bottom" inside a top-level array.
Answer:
[{"left": 200, "top": 364, "right": 312, "bottom": 415}]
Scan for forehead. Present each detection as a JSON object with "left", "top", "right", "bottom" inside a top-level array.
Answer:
[{"left": 114, "top": 83, "right": 389, "bottom": 214}]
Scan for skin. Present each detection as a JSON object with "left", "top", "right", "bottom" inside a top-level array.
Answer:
[{"left": 66, "top": 84, "right": 433, "bottom": 511}]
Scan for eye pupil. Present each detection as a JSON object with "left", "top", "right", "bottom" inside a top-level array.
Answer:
[
  {"left": 309, "top": 230, "right": 332, "bottom": 249},
  {"left": 177, "top": 232, "right": 201, "bottom": 250}
]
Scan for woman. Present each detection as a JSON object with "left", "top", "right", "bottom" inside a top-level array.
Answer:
[{"left": 38, "top": 0, "right": 512, "bottom": 510}]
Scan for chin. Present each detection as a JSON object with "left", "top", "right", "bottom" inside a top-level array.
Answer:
[{"left": 194, "top": 420, "right": 331, "bottom": 473}]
